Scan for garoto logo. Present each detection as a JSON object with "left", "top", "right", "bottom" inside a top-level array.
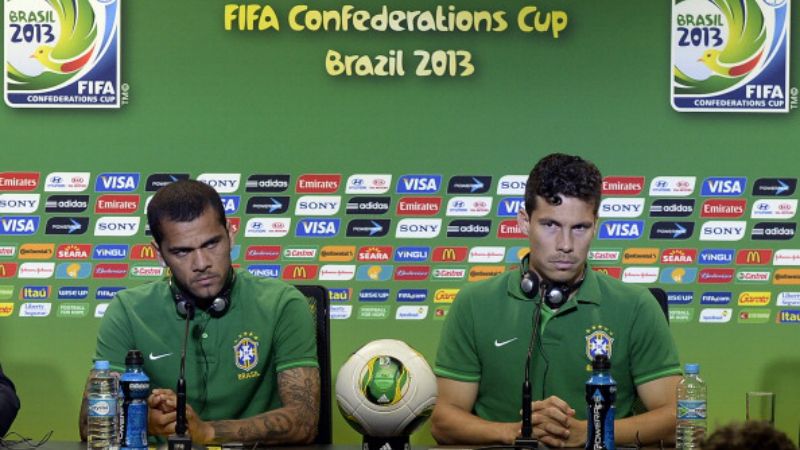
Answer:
[{"left": 5, "top": 0, "right": 121, "bottom": 108}]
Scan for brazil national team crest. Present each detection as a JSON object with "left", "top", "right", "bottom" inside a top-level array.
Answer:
[
  {"left": 234, "top": 332, "right": 259, "bottom": 372},
  {"left": 585, "top": 326, "right": 614, "bottom": 361},
  {"left": 4, "top": 0, "right": 121, "bottom": 108},
  {"left": 671, "top": 0, "right": 790, "bottom": 112}
]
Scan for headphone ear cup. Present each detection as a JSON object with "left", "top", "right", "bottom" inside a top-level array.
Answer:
[
  {"left": 520, "top": 271, "right": 539, "bottom": 299},
  {"left": 207, "top": 296, "right": 229, "bottom": 318}
]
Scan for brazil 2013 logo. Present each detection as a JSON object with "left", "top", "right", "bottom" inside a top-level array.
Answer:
[
  {"left": 671, "top": 0, "right": 790, "bottom": 113},
  {"left": 4, "top": 0, "right": 121, "bottom": 108}
]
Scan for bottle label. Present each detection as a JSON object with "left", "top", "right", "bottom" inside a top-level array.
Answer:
[
  {"left": 677, "top": 399, "right": 707, "bottom": 420},
  {"left": 121, "top": 401, "right": 148, "bottom": 448},
  {"left": 88, "top": 398, "right": 117, "bottom": 417},
  {"left": 585, "top": 384, "right": 615, "bottom": 450}
]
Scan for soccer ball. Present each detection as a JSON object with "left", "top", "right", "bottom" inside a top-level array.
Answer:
[{"left": 335, "top": 339, "right": 437, "bottom": 437}]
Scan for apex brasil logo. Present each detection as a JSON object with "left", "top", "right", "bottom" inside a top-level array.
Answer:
[
  {"left": 671, "top": 0, "right": 790, "bottom": 112},
  {"left": 5, "top": 0, "right": 121, "bottom": 108}
]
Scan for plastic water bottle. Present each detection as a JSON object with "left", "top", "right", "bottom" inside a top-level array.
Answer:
[
  {"left": 585, "top": 354, "right": 616, "bottom": 450},
  {"left": 676, "top": 363, "right": 707, "bottom": 449},
  {"left": 87, "top": 360, "right": 118, "bottom": 450},
  {"left": 119, "top": 350, "right": 150, "bottom": 449}
]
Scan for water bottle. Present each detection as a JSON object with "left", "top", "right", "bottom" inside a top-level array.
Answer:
[
  {"left": 585, "top": 354, "right": 616, "bottom": 450},
  {"left": 87, "top": 360, "right": 118, "bottom": 450},
  {"left": 676, "top": 363, "right": 707, "bottom": 449},
  {"left": 119, "top": 350, "right": 150, "bottom": 449}
]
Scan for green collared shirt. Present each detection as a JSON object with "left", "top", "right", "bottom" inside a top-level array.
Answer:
[{"left": 435, "top": 268, "right": 680, "bottom": 422}]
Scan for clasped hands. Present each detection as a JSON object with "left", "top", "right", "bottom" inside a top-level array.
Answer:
[
  {"left": 147, "top": 388, "right": 215, "bottom": 444},
  {"left": 512, "top": 395, "right": 588, "bottom": 448}
]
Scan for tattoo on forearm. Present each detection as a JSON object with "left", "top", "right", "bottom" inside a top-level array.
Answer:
[{"left": 209, "top": 366, "right": 320, "bottom": 444}]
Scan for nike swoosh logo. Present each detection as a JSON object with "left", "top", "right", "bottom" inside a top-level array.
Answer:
[
  {"left": 494, "top": 338, "right": 518, "bottom": 347},
  {"left": 149, "top": 352, "right": 173, "bottom": 360}
]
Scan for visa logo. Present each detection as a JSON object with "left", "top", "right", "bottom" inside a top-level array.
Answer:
[
  {"left": 394, "top": 246, "right": 430, "bottom": 262},
  {"left": 296, "top": 219, "right": 340, "bottom": 237},
  {"left": 698, "top": 249, "right": 734, "bottom": 264},
  {"left": 497, "top": 197, "right": 524, "bottom": 217},
  {"left": 95, "top": 173, "right": 140, "bottom": 192},
  {"left": 0, "top": 216, "right": 40, "bottom": 235},
  {"left": 701, "top": 177, "right": 746, "bottom": 196},
  {"left": 598, "top": 221, "right": 643, "bottom": 240},
  {"left": 396, "top": 175, "right": 441, "bottom": 194},
  {"left": 93, "top": 245, "right": 129, "bottom": 260},
  {"left": 220, "top": 196, "right": 240, "bottom": 214},
  {"left": 96, "top": 286, "right": 125, "bottom": 300}
]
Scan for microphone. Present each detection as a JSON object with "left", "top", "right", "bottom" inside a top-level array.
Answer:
[
  {"left": 515, "top": 275, "right": 541, "bottom": 449},
  {"left": 168, "top": 300, "right": 194, "bottom": 450}
]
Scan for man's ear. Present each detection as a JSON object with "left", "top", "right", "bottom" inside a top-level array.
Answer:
[
  {"left": 151, "top": 241, "right": 165, "bottom": 267},
  {"left": 516, "top": 209, "right": 530, "bottom": 237},
  {"left": 226, "top": 220, "right": 235, "bottom": 247}
]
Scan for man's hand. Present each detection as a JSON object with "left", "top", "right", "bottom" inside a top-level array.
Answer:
[
  {"left": 147, "top": 389, "right": 177, "bottom": 436},
  {"left": 532, "top": 395, "right": 586, "bottom": 448}
]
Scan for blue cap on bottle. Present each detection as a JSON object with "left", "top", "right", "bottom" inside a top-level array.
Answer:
[
  {"left": 684, "top": 363, "right": 699, "bottom": 374},
  {"left": 94, "top": 360, "right": 110, "bottom": 370}
]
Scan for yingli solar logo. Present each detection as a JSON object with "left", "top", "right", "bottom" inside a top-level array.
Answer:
[
  {"left": 602, "top": 176, "right": 644, "bottom": 195},
  {"left": 296, "top": 174, "right": 341, "bottom": 194}
]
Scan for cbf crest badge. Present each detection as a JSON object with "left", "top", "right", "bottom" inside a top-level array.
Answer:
[
  {"left": 4, "top": 0, "right": 121, "bottom": 108},
  {"left": 234, "top": 332, "right": 259, "bottom": 372},
  {"left": 585, "top": 325, "right": 614, "bottom": 361},
  {"left": 671, "top": 0, "right": 791, "bottom": 112}
]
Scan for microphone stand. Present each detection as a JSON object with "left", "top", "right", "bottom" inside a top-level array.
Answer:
[
  {"left": 515, "top": 296, "right": 542, "bottom": 449},
  {"left": 169, "top": 303, "right": 194, "bottom": 450}
]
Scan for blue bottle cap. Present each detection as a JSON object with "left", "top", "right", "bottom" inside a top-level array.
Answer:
[
  {"left": 684, "top": 363, "right": 699, "bottom": 374},
  {"left": 94, "top": 360, "right": 110, "bottom": 370}
]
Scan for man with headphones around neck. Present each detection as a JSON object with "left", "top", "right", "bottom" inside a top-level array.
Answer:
[
  {"left": 432, "top": 154, "right": 681, "bottom": 448},
  {"left": 79, "top": 180, "right": 320, "bottom": 445}
]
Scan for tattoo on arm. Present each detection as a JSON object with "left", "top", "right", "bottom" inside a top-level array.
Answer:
[{"left": 209, "top": 366, "right": 320, "bottom": 445}]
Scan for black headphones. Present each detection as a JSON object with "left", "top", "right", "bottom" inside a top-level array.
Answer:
[
  {"left": 520, "top": 256, "right": 585, "bottom": 309},
  {"left": 170, "top": 269, "right": 235, "bottom": 319}
]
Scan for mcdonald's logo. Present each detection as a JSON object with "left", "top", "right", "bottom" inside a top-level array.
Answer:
[
  {"left": 432, "top": 246, "right": 467, "bottom": 262},
  {"left": 591, "top": 266, "right": 622, "bottom": 279},
  {"left": 282, "top": 264, "right": 318, "bottom": 280},
  {"left": 131, "top": 244, "right": 157, "bottom": 260},
  {"left": 0, "top": 263, "right": 18, "bottom": 278},
  {"left": 735, "top": 249, "right": 772, "bottom": 266}
]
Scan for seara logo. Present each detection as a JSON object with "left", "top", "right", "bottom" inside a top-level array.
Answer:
[
  {"left": 671, "top": 0, "right": 790, "bottom": 112},
  {"left": 5, "top": 0, "right": 121, "bottom": 108}
]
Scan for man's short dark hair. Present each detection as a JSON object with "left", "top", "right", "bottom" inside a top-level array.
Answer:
[
  {"left": 147, "top": 180, "right": 227, "bottom": 245},
  {"left": 702, "top": 421, "right": 797, "bottom": 450},
  {"left": 524, "top": 153, "right": 602, "bottom": 215}
]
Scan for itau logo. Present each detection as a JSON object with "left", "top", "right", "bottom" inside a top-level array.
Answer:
[
  {"left": 5, "top": 0, "right": 121, "bottom": 108},
  {"left": 671, "top": 0, "right": 790, "bottom": 112}
]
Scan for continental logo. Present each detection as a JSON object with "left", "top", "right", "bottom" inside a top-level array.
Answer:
[
  {"left": 468, "top": 265, "right": 505, "bottom": 282},
  {"left": 434, "top": 289, "right": 459, "bottom": 303},
  {"left": 735, "top": 249, "right": 772, "bottom": 265},
  {"left": 591, "top": 267, "right": 621, "bottom": 279},
  {"left": 319, "top": 246, "right": 355, "bottom": 262},
  {"left": 737, "top": 292, "right": 771, "bottom": 306},
  {"left": 622, "top": 248, "right": 659, "bottom": 264},
  {"left": 0, "top": 303, "right": 13, "bottom": 317},
  {"left": 661, "top": 248, "right": 696, "bottom": 264},
  {"left": 773, "top": 269, "right": 800, "bottom": 285},
  {"left": 282, "top": 264, "right": 318, "bottom": 280},
  {"left": 19, "top": 243, "right": 55, "bottom": 259}
]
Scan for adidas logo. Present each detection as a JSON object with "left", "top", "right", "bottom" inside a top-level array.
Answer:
[{"left": 379, "top": 443, "right": 393, "bottom": 450}]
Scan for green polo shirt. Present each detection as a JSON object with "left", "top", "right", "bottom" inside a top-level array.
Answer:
[
  {"left": 435, "top": 268, "right": 680, "bottom": 422},
  {"left": 95, "top": 270, "right": 318, "bottom": 421}
]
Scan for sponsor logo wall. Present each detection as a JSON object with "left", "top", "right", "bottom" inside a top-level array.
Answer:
[{"left": 1, "top": 171, "right": 796, "bottom": 324}]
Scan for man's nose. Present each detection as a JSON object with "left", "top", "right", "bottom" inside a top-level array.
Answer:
[{"left": 192, "top": 249, "right": 212, "bottom": 271}]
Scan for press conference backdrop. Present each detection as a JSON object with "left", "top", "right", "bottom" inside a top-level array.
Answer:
[{"left": 1, "top": 0, "right": 798, "bottom": 444}]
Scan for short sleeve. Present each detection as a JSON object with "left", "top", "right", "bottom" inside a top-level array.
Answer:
[
  {"left": 95, "top": 294, "right": 135, "bottom": 372},
  {"left": 434, "top": 288, "right": 481, "bottom": 382},
  {"left": 629, "top": 290, "right": 682, "bottom": 385},
  {"left": 272, "top": 286, "right": 319, "bottom": 372}
]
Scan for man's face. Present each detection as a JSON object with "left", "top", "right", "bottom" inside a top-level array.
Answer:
[
  {"left": 517, "top": 195, "right": 597, "bottom": 285},
  {"left": 153, "top": 207, "right": 234, "bottom": 300}
]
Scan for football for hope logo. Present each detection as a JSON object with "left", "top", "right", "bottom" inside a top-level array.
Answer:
[
  {"left": 671, "top": 0, "right": 790, "bottom": 112},
  {"left": 5, "top": 0, "right": 121, "bottom": 108}
]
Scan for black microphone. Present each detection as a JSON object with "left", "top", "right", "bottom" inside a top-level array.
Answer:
[
  {"left": 169, "top": 301, "right": 194, "bottom": 450},
  {"left": 515, "top": 275, "right": 541, "bottom": 449}
]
